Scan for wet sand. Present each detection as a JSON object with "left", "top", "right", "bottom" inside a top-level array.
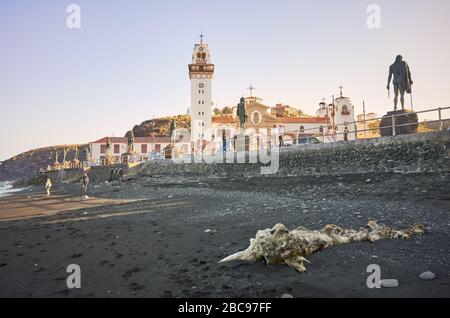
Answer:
[{"left": 0, "top": 173, "right": 449, "bottom": 297}]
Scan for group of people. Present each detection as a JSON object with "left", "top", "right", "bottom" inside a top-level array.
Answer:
[
  {"left": 43, "top": 172, "right": 90, "bottom": 196},
  {"left": 272, "top": 124, "right": 286, "bottom": 147},
  {"left": 325, "top": 126, "right": 350, "bottom": 142}
]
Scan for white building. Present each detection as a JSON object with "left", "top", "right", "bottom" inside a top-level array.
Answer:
[
  {"left": 189, "top": 35, "right": 214, "bottom": 144},
  {"left": 89, "top": 136, "right": 190, "bottom": 165},
  {"left": 316, "top": 88, "right": 356, "bottom": 141},
  {"left": 211, "top": 95, "right": 328, "bottom": 148}
]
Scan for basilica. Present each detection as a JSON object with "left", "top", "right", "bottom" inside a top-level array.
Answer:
[{"left": 188, "top": 36, "right": 356, "bottom": 149}]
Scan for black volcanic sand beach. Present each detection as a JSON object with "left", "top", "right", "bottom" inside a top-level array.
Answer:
[{"left": 0, "top": 172, "right": 449, "bottom": 297}]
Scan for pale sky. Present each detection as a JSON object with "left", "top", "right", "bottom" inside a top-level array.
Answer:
[{"left": 1, "top": 0, "right": 450, "bottom": 160}]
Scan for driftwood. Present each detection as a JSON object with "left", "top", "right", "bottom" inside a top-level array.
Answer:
[{"left": 220, "top": 221, "right": 425, "bottom": 272}]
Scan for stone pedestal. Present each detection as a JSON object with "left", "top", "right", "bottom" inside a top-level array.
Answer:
[
  {"left": 380, "top": 109, "right": 418, "bottom": 137},
  {"left": 164, "top": 145, "right": 173, "bottom": 159}
]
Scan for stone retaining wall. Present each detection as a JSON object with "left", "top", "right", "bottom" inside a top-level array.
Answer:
[{"left": 140, "top": 131, "right": 450, "bottom": 178}]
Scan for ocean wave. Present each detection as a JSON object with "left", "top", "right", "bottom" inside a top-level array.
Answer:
[{"left": 0, "top": 181, "right": 24, "bottom": 197}]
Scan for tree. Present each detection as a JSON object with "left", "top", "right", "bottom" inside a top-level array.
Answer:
[
  {"left": 213, "top": 108, "right": 222, "bottom": 115},
  {"left": 222, "top": 106, "right": 232, "bottom": 114}
]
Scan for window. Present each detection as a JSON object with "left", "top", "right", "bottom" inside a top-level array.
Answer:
[
  {"left": 100, "top": 144, "right": 106, "bottom": 154},
  {"left": 202, "top": 111, "right": 204, "bottom": 115},
  {"left": 319, "top": 126, "right": 324, "bottom": 133},
  {"left": 197, "top": 52, "right": 201, "bottom": 58},
  {"left": 141, "top": 144, "right": 148, "bottom": 154},
  {"left": 202, "top": 53, "right": 206, "bottom": 59},
  {"left": 299, "top": 125, "right": 305, "bottom": 133},
  {"left": 198, "top": 111, "right": 201, "bottom": 115},
  {"left": 199, "top": 101, "right": 201, "bottom": 104},
  {"left": 199, "top": 83, "right": 204, "bottom": 88},
  {"left": 341, "top": 105, "right": 350, "bottom": 115},
  {"left": 114, "top": 144, "right": 120, "bottom": 154},
  {"left": 155, "top": 144, "right": 161, "bottom": 152}
]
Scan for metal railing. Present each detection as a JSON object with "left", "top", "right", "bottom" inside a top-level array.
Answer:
[
  {"left": 169, "top": 106, "right": 450, "bottom": 159},
  {"left": 281, "top": 106, "right": 450, "bottom": 144}
]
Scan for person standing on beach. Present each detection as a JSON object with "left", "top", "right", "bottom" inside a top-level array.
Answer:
[
  {"left": 45, "top": 177, "right": 52, "bottom": 196},
  {"left": 81, "top": 172, "right": 89, "bottom": 193},
  {"left": 344, "top": 126, "right": 349, "bottom": 141}
]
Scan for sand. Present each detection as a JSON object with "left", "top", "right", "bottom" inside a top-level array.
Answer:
[{"left": 0, "top": 173, "right": 449, "bottom": 297}]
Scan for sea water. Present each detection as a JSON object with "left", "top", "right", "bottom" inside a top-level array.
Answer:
[{"left": 0, "top": 181, "right": 23, "bottom": 197}]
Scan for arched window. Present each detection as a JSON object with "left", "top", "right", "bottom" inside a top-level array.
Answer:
[
  {"left": 202, "top": 53, "right": 206, "bottom": 59},
  {"left": 197, "top": 53, "right": 201, "bottom": 58},
  {"left": 299, "top": 125, "right": 305, "bottom": 133},
  {"left": 341, "top": 105, "right": 350, "bottom": 115}
]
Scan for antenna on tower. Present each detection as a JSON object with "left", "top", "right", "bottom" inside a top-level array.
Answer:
[
  {"left": 339, "top": 85, "right": 344, "bottom": 97},
  {"left": 199, "top": 33, "right": 204, "bottom": 44}
]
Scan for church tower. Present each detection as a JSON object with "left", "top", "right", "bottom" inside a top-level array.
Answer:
[
  {"left": 334, "top": 86, "right": 356, "bottom": 140},
  {"left": 189, "top": 34, "right": 215, "bottom": 143}
]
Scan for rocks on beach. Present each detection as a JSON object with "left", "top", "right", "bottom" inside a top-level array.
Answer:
[
  {"left": 380, "top": 279, "right": 399, "bottom": 288},
  {"left": 419, "top": 271, "right": 436, "bottom": 280}
]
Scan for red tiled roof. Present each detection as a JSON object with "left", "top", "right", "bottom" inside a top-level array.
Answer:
[
  {"left": 277, "top": 117, "right": 328, "bottom": 123},
  {"left": 212, "top": 116, "right": 235, "bottom": 124},
  {"left": 91, "top": 137, "right": 127, "bottom": 144},
  {"left": 91, "top": 136, "right": 173, "bottom": 144}
]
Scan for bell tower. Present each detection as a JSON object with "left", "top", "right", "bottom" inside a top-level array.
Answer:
[{"left": 189, "top": 34, "right": 215, "bottom": 144}]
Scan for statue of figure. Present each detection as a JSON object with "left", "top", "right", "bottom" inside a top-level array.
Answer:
[
  {"left": 85, "top": 145, "right": 91, "bottom": 162},
  {"left": 106, "top": 137, "right": 112, "bottom": 154},
  {"left": 387, "top": 55, "right": 413, "bottom": 111},
  {"left": 127, "top": 130, "right": 135, "bottom": 153},
  {"left": 237, "top": 97, "right": 247, "bottom": 130},
  {"left": 169, "top": 119, "right": 176, "bottom": 143}
]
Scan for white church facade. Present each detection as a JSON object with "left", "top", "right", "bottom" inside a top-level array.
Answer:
[{"left": 188, "top": 36, "right": 356, "bottom": 147}]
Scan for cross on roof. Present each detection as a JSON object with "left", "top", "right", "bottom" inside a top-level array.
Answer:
[
  {"left": 199, "top": 33, "right": 204, "bottom": 44},
  {"left": 339, "top": 85, "right": 344, "bottom": 97},
  {"left": 247, "top": 84, "right": 256, "bottom": 97}
]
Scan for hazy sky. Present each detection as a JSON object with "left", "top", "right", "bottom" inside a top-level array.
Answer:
[{"left": 1, "top": 0, "right": 450, "bottom": 160}]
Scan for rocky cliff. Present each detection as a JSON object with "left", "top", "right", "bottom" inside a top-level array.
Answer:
[
  {"left": 0, "top": 145, "right": 87, "bottom": 181},
  {"left": 125, "top": 115, "right": 191, "bottom": 137}
]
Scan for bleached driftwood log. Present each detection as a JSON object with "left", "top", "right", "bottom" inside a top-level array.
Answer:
[{"left": 220, "top": 221, "right": 425, "bottom": 272}]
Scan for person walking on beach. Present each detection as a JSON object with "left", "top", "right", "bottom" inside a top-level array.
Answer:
[
  {"left": 45, "top": 177, "right": 52, "bottom": 196},
  {"left": 81, "top": 172, "right": 89, "bottom": 193},
  {"left": 118, "top": 168, "right": 124, "bottom": 187}
]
